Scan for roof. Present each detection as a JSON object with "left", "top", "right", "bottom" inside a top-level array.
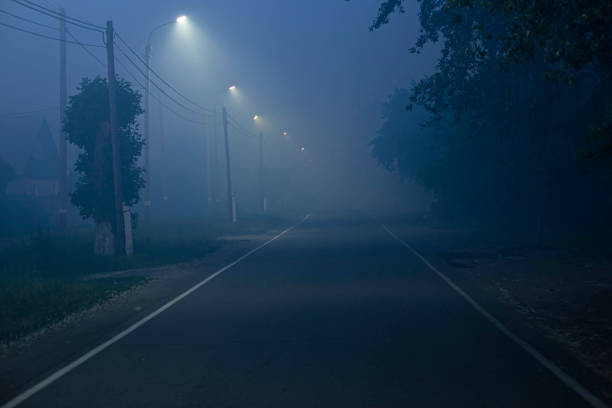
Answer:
[{"left": 0, "top": 116, "right": 58, "bottom": 180}]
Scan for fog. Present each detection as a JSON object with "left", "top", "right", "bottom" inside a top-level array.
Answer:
[
  {"left": 1, "top": 0, "right": 436, "bottom": 228},
  {"left": 3, "top": 2, "right": 612, "bottom": 406}
]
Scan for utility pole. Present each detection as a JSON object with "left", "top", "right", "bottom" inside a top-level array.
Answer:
[
  {"left": 259, "top": 132, "right": 266, "bottom": 213},
  {"left": 159, "top": 102, "right": 167, "bottom": 213},
  {"left": 222, "top": 107, "right": 233, "bottom": 221},
  {"left": 212, "top": 107, "right": 218, "bottom": 208},
  {"left": 143, "top": 43, "right": 151, "bottom": 223},
  {"left": 58, "top": 8, "right": 68, "bottom": 230},
  {"left": 106, "top": 21, "right": 126, "bottom": 256},
  {"left": 205, "top": 112, "right": 212, "bottom": 216}
]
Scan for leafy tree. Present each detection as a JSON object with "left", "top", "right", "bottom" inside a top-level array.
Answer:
[
  {"left": 64, "top": 76, "right": 144, "bottom": 232},
  {"left": 369, "top": 1, "right": 612, "bottom": 230},
  {"left": 369, "top": 0, "right": 612, "bottom": 78}
]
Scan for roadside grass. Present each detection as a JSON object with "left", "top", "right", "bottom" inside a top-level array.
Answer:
[
  {"left": 0, "top": 276, "right": 145, "bottom": 344},
  {"left": 0, "top": 213, "right": 291, "bottom": 344}
]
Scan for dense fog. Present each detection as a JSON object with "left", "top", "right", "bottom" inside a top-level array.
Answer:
[{"left": 0, "top": 0, "right": 438, "bottom": 237}]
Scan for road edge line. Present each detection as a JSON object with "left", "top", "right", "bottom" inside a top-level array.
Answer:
[
  {"left": 1, "top": 214, "right": 310, "bottom": 408},
  {"left": 382, "top": 224, "right": 609, "bottom": 408}
]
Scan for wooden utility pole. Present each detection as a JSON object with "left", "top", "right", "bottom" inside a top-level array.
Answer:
[
  {"left": 222, "top": 107, "right": 233, "bottom": 221},
  {"left": 105, "top": 21, "right": 126, "bottom": 255},
  {"left": 58, "top": 8, "right": 68, "bottom": 230}
]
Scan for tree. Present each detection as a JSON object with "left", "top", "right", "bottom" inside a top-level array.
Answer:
[
  {"left": 64, "top": 76, "right": 144, "bottom": 255},
  {"left": 369, "top": 0, "right": 612, "bottom": 171},
  {"left": 369, "top": 0, "right": 612, "bottom": 78},
  {"left": 369, "top": 0, "right": 612, "bottom": 232}
]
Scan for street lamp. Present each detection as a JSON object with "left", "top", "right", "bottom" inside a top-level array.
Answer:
[
  {"left": 252, "top": 116, "right": 265, "bottom": 213},
  {"left": 143, "top": 15, "right": 187, "bottom": 223},
  {"left": 208, "top": 85, "right": 240, "bottom": 221}
]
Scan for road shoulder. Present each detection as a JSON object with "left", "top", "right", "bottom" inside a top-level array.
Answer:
[
  {"left": 384, "top": 222, "right": 612, "bottom": 406},
  {"left": 0, "top": 235, "right": 274, "bottom": 402}
]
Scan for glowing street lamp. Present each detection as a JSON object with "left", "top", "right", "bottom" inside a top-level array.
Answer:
[
  {"left": 282, "top": 131, "right": 288, "bottom": 136},
  {"left": 300, "top": 146, "right": 305, "bottom": 152},
  {"left": 143, "top": 14, "right": 189, "bottom": 223},
  {"left": 228, "top": 85, "right": 237, "bottom": 91},
  {"left": 253, "top": 114, "right": 260, "bottom": 121}
]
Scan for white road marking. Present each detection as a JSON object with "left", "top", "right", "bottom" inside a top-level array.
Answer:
[
  {"left": 382, "top": 224, "right": 608, "bottom": 408},
  {"left": 1, "top": 215, "right": 310, "bottom": 408}
]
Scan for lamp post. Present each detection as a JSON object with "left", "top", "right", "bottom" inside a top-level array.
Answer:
[
  {"left": 143, "top": 15, "right": 187, "bottom": 223},
  {"left": 253, "top": 114, "right": 266, "bottom": 213}
]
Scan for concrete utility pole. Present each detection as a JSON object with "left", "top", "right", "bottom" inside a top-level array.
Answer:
[
  {"left": 222, "top": 107, "right": 233, "bottom": 221},
  {"left": 106, "top": 21, "right": 126, "bottom": 256},
  {"left": 259, "top": 132, "right": 266, "bottom": 213},
  {"left": 58, "top": 8, "right": 68, "bottom": 230},
  {"left": 143, "top": 43, "right": 151, "bottom": 223}
]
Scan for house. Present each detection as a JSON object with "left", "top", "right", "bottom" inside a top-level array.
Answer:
[{"left": 0, "top": 116, "right": 59, "bottom": 198}]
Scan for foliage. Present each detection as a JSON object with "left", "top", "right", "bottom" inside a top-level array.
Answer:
[
  {"left": 583, "top": 120, "right": 612, "bottom": 165},
  {"left": 369, "top": 1, "right": 612, "bottom": 226},
  {"left": 369, "top": 0, "right": 612, "bottom": 78},
  {"left": 64, "top": 76, "right": 144, "bottom": 229}
]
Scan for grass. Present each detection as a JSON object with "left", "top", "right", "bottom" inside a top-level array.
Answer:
[
  {"left": 0, "top": 276, "right": 145, "bottom": 344},
  {"left": 0, "top": 213, "right": 290, "bottom": 345}
]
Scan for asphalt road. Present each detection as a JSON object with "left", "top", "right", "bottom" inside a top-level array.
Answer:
[{"left": 12, "top": 215, "right": 597, "bottom": 407}]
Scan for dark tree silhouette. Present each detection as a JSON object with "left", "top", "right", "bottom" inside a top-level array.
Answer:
[
  {"left": 370, "top": 0, "right": 612, "bottom": 78},
  {"left": 369, "top": 1, "right": 612, "bottom": 232},
  {"left": 64, "top": 76, "right": 144, "bottom": 253}
]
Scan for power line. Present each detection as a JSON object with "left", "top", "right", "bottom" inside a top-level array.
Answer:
[
  {"left": 114, "top": 31, "right": 206, "bottom": 112},
  {"left": 0, "top": 20, "right": 104, "bottom": 47},
  {"left": 0, "top": 8, "right": 57, "bottom": 30},
  {"left": 113, "top": 40, "right": 205, "bottom": 118},
  {"left": 226, "top": 114, "right": 257, "bottom": 138},
  {"left": 227, "top": 116, "right": 253, "bottom": 135},
  {"left": 113, "top": 40, "right": 195, "bottom": 115},
  {"left": 227, "top": 121, "right": 257, "bottom": 140},
  {"left": 10, "top": 0, "right": 104, "bottom": 31},
  {"left": 115, "top": 54, "right": 206, "bottom": 126},
  {"left": 66, "top": 28, "right": 106, "bottom": 67}
]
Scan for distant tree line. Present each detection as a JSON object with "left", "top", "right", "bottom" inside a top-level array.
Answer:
[{"left": 368, "top": 0, "right": 612, "bottom": 232}]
